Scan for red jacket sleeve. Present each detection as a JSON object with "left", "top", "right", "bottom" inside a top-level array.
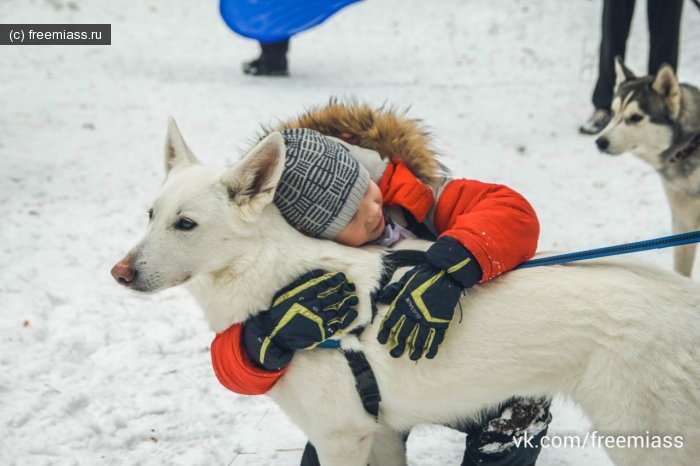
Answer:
[
  {"left": 379, "top": 160, "right": 435, "bottom": 223},
  {"left": 211, "top": 323, "right": 287, "bottom": 395},
  {"left": 433, "top": 179, "right": 539, "bottom": 281}
]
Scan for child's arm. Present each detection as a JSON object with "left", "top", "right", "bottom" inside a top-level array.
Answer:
[
  {"left": 211, "top": 323, "right": 287, "bottom": 395},
  {"left": 211, "top": 270, "right": 358, "bottom": 395},
  {"left": 377, "top": 173, "right": 539, "bottom": 360},
  {"left": 432, "top": 178, "right": 540, "bottom": 279}
]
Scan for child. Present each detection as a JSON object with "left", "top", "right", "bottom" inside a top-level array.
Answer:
[{"left": 211, "top": 107, "right": 551, "bottom": 466}]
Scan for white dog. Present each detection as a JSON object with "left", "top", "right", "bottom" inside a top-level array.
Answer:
[{"left": 112, "top": 120, "right": 700, "bottom": 466}]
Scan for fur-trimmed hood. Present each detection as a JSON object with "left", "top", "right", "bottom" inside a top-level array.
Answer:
[{"left": 261, "top": 99, "right": 445, "bottom": 186}]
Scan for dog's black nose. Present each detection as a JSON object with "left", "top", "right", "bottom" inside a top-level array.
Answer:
[{"left": 596, "top": 137, "right": 609, "bottom": 152}]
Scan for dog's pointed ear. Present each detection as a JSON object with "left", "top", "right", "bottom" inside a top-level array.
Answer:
[
  {"left": 221, "top": 132, "right": 285, "bottom": 222},
  {"left": 653, "top": 64, "right": 681, "bottom": 119},
  {"left": 164, "top": 117, "right": 200, "bottom": 175},
  {"left": 614, "top": 56, "right": 636, "bottom": 91}
]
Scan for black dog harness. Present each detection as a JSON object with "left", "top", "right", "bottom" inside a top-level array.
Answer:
[{"left": 343, "top": 249, "right": 426, "bottom": 420}]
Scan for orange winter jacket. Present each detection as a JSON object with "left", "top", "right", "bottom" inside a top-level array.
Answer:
[{"left": 211, "top": 159, "right": 539, "bottom": 395}]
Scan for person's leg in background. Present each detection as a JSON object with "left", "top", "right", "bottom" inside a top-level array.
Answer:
[
  {"left": 647, "top": 0, "right": 683, "bottom": 75},
  {"left": 581, "top": 0, "right": 637, "bottom": 135},
  {"left": 243, "top": 39, "right": 290, "bottom": 76}
]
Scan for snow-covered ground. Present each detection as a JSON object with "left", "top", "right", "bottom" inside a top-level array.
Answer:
[{"left": 2, "top": 0, "right": 699, "bottom": 465}]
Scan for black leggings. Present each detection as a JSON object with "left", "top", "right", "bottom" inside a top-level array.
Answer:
[{"left": 592, "top": 0, "right": 684, "bottom": 110}]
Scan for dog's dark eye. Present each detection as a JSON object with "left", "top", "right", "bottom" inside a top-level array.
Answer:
[
  {"left": 148, "top": 209, "right": 153, "bottom": 220},
  {"left": 175, "top": 218, "right": 197, "bottom": 231},
  {"left": 629, "top": 114, "right": 644, "bottom": 123}
]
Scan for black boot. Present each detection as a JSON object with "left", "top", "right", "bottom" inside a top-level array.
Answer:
[
  {"left": 580, "top": 108, "right": 612, "bottom": 135},
  {"left": 461, "top": 397, "right": 552, "bottom": 466},
  {"left": 243, "top": 39, "right": 289, "bottom": 76}
]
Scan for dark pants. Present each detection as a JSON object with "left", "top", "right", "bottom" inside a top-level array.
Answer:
[
  {"left": 300, "top": 443, "right": 322, "bottom": 466},
  {"left": 592, "top": 0, "right": 684, "bottom": 110},
  {"left": 460, "top": 426, "right": 548, "bottom": 466},
  {"left": 299, "top": 397, "right": 551, "bottom": 466},
  {"left": 259, "top": 39, "right": 289, "bottom": 69}
]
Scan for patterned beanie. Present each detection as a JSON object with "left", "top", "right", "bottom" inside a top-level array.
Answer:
[{"left": 274, "top": 128, "right": 370, "bottom": 239}]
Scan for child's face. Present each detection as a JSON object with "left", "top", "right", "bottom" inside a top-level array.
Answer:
[{"left": 334, "top": 180, "right": 385, "bottom": 247}]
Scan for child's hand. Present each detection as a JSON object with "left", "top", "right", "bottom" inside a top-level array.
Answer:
[
  {"left": 376, "top": 237, "right": 482, "bottom": 360},
  {"left": 376, "top": 263, "right": 460, "bottom": 359},
  {"left": 243, "top": 269, "right": 359, "bottom": 370}
]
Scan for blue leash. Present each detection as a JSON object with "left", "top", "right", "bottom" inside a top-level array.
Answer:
[
  {"left": 515, "top": 230, "right": 700, "bottom": 269},
  {"left": 318, "top": 230, "right": 700, "bottom": 349}
]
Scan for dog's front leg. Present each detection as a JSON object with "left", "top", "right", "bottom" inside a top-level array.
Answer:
[
  {"left": 270, "top": 350, "right": 379, "bottom": 466},
  {"left": 312, "top": 430, "right": 376, "bottom": 466},
  {"left": 663, "top": 183, "right": 700, "bottom": 276},
  {"left": 367, "top": 425, "right": 407, "bottom": 466}
]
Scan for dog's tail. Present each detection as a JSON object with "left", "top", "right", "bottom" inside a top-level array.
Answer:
[{"left": 266, "top": 97, "right": 445, "bottom": 185}]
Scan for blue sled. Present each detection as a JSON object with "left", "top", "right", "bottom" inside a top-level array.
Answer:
[{"left": 220, "top": 0, "right": 361, "bottom": 43}]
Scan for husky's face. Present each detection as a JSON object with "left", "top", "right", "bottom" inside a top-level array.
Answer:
[
  {"left": 111, "top": 120, "right": 285, "bottom": 293},
  {"left": 596, "top": 58, "right": 681, "bottom": 168}
]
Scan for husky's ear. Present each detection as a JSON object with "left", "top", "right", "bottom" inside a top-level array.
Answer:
[
  {"left": 653, "top": 64, "right": 681, "bottom": 120},
  {"left": 164, "top": 117, "right": 200, "bottom": 175},
  {"left": 221, "top": 132, "right": 285, "bottom": 222},
  {"left": 614, "top": 56, "right": 636, "bottom": 91}
]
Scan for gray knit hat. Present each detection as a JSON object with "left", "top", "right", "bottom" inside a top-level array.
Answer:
[{"left": 273, "top": 128, "right": 370, "bottom": 239}]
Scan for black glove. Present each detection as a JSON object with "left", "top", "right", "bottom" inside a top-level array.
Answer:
[
  {"left": 243, "top": 269, "right": 359, "bottom": 370},
  {"left": 376, "top": 237, "right": 482, "bottom": 360}
]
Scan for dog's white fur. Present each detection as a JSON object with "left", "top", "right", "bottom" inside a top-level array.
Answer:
[{"left": 117, "top": 120, "right": 700, "bottom": 465}]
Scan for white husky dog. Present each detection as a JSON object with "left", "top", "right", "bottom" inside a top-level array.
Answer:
[{"left": 112, "top": 119, "right": 700, "bottom": 466}]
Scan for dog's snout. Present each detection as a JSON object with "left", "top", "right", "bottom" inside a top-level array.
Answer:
[
  {"left": 596, "top": 137, "right": 610, "bottom": 152},
  {"left": 111, "top": 260, "right": 137, "bottom": 286}
]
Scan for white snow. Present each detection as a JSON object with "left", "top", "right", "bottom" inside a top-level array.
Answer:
[{"left": 1, "top": 0, "right": 699, "bottom": 465}]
